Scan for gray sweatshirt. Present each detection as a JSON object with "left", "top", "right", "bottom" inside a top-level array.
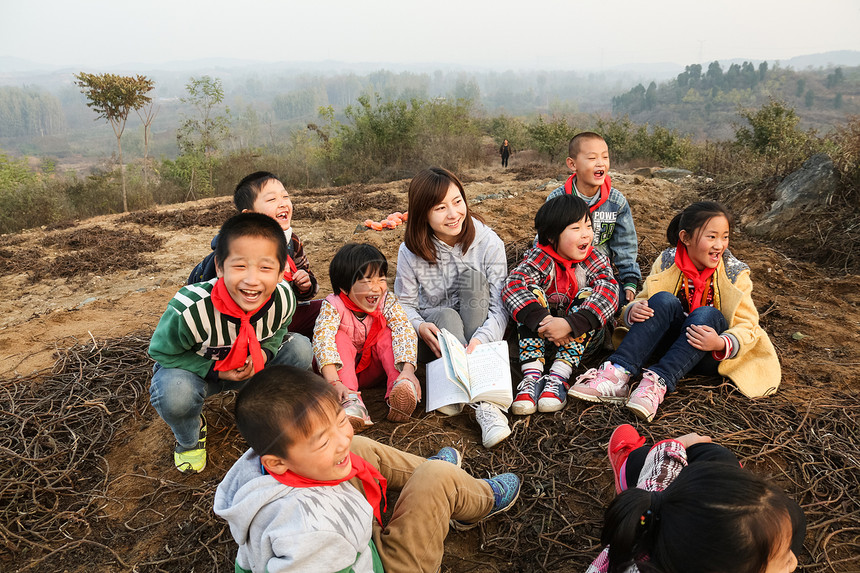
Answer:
[
  {"left": 214, "top": 449, "right": 379, "bottom": 573},
  {"left": 393, "top": 219, "right": 509, "bottom": 344}
]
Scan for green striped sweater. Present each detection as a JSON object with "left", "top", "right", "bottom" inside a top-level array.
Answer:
[{"left": 149, "top": 279, "right": 297, "bottom": 380}]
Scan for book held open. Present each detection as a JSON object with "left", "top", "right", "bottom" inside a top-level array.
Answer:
[{"left": 425, "top": 328, "right": 513, "bottom": 412}]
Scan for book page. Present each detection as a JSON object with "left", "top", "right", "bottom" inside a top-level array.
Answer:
[
  {"left": 425, "top": 358, "right": 470, "bottom": 412},
  {"left": 437, "top": 329, "right": 471, "bottom": 389},
  {"left": 465, "top": 341, "right": 512, "bottom": 400}
]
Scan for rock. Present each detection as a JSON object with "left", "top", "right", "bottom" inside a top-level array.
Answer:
[
  {"left": 747, "top": 153, "right": 841, "bottom": 238},
  {"left": 78, "top": 297, "right": 97, "bottom": 308},
  {"left": 653, "top": 168, "right": 693, "bottom": 181},
  {"left": 535, "top": 180, "right": 560, "bottom": 191},
  {"left": 633, "top": 176, "right": 644, "bottom": 185},
  {"left": 633, "top": 167, "right": 655, "bottom": 177}
]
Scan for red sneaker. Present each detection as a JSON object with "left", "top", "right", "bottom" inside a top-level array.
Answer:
[{"left": 608, "top": 424, "right": 646, "bottom": 494}]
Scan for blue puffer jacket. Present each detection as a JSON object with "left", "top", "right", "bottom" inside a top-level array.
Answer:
[{"left": 546, "top": 182, "right": 641, "bottom": 289}]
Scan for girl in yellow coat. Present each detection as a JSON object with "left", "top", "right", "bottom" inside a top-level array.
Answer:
[{"left": 569, "top": 201, "right": 779, "bottom": 421}]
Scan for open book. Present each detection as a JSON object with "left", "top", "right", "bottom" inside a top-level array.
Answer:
[{"left": 426, "top": 328, "right": 513, "bottom": 412}]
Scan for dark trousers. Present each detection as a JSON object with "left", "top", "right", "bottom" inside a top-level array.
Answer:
[{"left": 611, "top": 291, "right": 727, "bottom": 391}]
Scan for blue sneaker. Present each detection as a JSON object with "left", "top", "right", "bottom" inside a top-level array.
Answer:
[
  {"left": 452, "top": 473, "right": 521, "bottom": 530},
  {"left": 511, "top": 374, "right": 545, "bottom": 415},
  {"left": 427, "top": 446, "right": 462, "bottom": 468},
  {"left": 537, "top": 374, "right": 569, "bottom": 412}
]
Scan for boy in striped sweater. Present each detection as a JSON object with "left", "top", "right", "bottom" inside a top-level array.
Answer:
[{"left": 149, "top": 213, "right": 303, "bottom": 474}]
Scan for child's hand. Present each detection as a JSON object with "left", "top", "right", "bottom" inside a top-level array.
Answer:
[
  {"left": 418, "top": 322, "right": 442, "bottom": 358},
  {"left": 331, "top": 380, "right": 351, "bottom": 402},
  {"left": 219, "top": 357, "right": 254, "bottom": 382},
  {"left": 675, "top": 433, "right": 713, "bottom": 449},
  {"left": 465, "top": 338, "right": 482, "bottom": 354},
  {"left": 686, "top": 324, "right": 724, "bottom": 351},
  {"left": 292, "top": 269, "right": 312, "bottom": 293},
  {"left": 628, "top": 301, "right": 654, "bottom": 323},
  {"left": 537, "top": 316, "right": 572, "bottom": 344},
  {"left": 624, "top": 288, "right": 636, "bottom": 303}
]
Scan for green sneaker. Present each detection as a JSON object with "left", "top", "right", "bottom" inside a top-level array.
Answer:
[{"left": 174, "top": 415, "right": 207, "bottom": 474}]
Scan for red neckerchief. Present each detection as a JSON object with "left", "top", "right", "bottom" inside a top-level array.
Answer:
[
  {"left": 537, "top": 242, "right": 593, "bottom": 297},
  {"left": 338, "top": 292, "right": 386, "bottom": 373},
  {"left": 674, "top": 243, "right": 717, "bottom": 311},
  {"left": 564, "top": 173, "right": 611, "bottom": 212},
  {"left": 282, "top": 256, "right": 298, "bottom": 282},
  {"left": 210, "top": 278, "right": 268, "bottom": 374},
  {"left": 267, "top": 452, "right": 388, "bottom": 525}
]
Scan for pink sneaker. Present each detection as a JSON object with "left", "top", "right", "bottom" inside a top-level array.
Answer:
[
  {"left": 626, "top": 370, "right": 667, "bottom": 422},
  {"left": 608, "top": 424, "right": 646, "bottom": 494},
  {"left": 569, "top": 362, "right": 630, "bottom": 403},
  {"left": 343, "top": 392, "right": 373, "bottom": 432}
]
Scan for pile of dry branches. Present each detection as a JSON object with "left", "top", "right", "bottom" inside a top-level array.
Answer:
[{"left": 1, "top": 334, "right": 857, "bottom": 572}]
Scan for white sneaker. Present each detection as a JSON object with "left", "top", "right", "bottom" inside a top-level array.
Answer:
[
  {"left": 473, "top": 402, "right": 511, "bottom": 448},
  {"left": 436, "top": 402, "right": 465, "bottom": 416}
]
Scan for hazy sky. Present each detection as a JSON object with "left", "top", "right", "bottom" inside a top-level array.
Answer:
[{"left": 2, "top": 0, "right": 859, "bottom": 70}]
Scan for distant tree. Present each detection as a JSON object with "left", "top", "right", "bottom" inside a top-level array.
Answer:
[
  {"left": 453, "top": 76, "right": 481, "bottom": 102},
  {"left": 805, "top": 89, "right": 815, "bottom": 108},
  {"left": 645, "top": 82, "right": 657, "bottom": 110},
  {"left": 758, "top": 61, "right": 768, "bottom": 81},
  {"left": 135, "top": 99, "right": 159, "bottom": 187},
  {"left": 725, "top": 63, "right": 741, "bottom": 88},
  {"left": 706, "top": 61, "right": 724, "bottom": 87},
  {"left": 795, "top": 78, "right": 806, "bottom": 98},
  {"left": 834, "top": 67, "right": 844, "bottom": 84},
  {"left": 834, "top": 93, "right": 843, "bottom": 109},
  {"left": 75, "top": 72, "right": 154, "bottom": 211},
  {"left": 177, "top": 75, "right": 231, "bottom": 196},
  {"left": 687, "top": 64, "right": 702, "bottom": 83},
  {"left": 740, "top": 62, "right": 758, "bottom": 87},
  {"left": 0, "top": 86, "right": 66, "bottom": 137},
  {"left": 826, "top": 67, "right": 844, "bottom": 89}
]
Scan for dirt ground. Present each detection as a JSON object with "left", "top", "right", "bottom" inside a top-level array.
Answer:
[{"left": 1, "top": 161, "right": 858, "bottom": 572}]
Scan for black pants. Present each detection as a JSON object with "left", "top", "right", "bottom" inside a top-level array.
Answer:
[{"left": 501, "top": 153, "right": 509, "bottom": 167}]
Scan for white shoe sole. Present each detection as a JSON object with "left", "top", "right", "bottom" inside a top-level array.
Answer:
[
  {"left": 483, "top": 425, "right": 512, "bottom": 448},
  {"left": 626, "top": 401, "right": 656, "bottom": 422},
  {"left": 510, "top": 400, "right": 537, "bottom": 416}
]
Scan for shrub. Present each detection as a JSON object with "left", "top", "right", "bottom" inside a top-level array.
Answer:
[
  {"left": 832, "top": 115, "right": 860, "bottom": 191},
  {"left": 527, "top": 115, "right": 577, "bottom": 163},
  {"left": 733, "top": 98, "right": 819, "bottom": 177}
]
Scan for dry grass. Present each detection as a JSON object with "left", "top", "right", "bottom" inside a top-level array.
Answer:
[{"left": 1, "top": 334, "right": 857, "bottom": 572}]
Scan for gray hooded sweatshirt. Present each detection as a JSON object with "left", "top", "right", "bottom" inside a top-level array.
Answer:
[
  {"left": 393, "top": 218, "right": 509, "bottom": 344},
  {"left": 214, "top": 448, "right": 381, "bottom": 573}
]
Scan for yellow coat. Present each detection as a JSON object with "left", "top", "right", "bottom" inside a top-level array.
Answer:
[{"left": 623, "top": 248, "right": 780, "bottom": 398}]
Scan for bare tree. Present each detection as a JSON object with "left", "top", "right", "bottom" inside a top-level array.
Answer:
[
  {"left": 75, "top": 72, "right": 155, "bottom": 211},
  {"left": 136, "top": 99, "right": 160, "bottom": 187}
]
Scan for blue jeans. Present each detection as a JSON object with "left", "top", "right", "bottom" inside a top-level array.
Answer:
[
  {"left": 610, "top": 291, "right": 727, "bottom": 392},
  {"left": 150, "top": 333, "right": 313, "bottom": 450}
]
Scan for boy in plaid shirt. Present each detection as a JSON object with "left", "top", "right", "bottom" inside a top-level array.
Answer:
[{"left": 502, "top": 195, "right": 619, "bottom": 415}]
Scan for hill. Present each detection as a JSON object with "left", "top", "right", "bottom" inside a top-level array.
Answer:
[{"left": 1, "top": 164, "right": 858, "bottom": 572}]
